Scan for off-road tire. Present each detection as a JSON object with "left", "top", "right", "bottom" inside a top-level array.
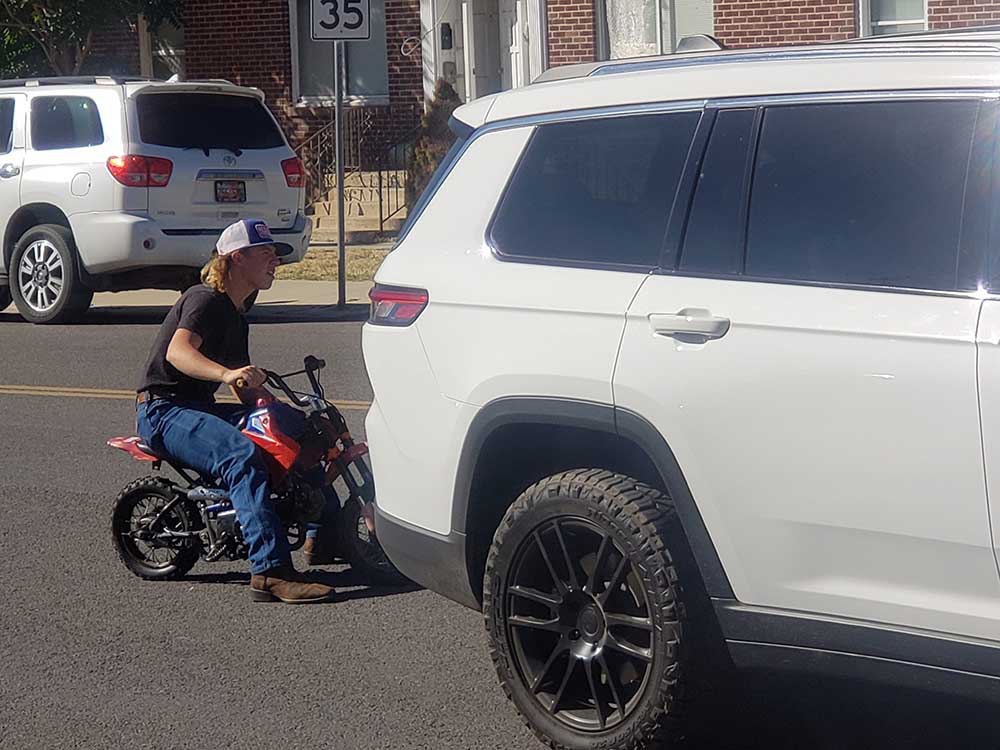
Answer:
[
  {"left": 112, "top": 476, "right": 201, "bottom": 580},
  {"left": 485, "top": 469, "right": 695, "bottom": 750},
  {"left": 338, "top": 497, "right": 409, "bottom": 586}
]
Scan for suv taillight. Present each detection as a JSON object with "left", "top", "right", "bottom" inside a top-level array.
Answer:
[
  {"left": 107, "top": 155, "right": 173, "bottom": 187},
  {"left": 369, "top": 284, "right": 428, "bottom": 326},
  {"left": 281, "top": 157, "right": 304, "bottom": 188}
]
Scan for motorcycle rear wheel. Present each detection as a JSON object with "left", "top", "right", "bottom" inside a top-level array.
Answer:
[
  {"left": 112, "top": 477, "right": 201, "bottom": 580},
  {"left": 337, "top": 497, "right": 409, "bottom": 586}
]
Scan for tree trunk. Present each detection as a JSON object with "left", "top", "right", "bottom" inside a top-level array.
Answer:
[{"left": 71, "top": 30, "right": 93, "bottom": 75}]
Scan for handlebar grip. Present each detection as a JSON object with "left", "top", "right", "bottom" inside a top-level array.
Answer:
[{"left": 304, "top": 355, "right": 326, "bottom": 370}]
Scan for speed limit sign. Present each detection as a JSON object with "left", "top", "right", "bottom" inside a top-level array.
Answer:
[{"left": 311, "top": 0, "right": 371, "bottom": 40}]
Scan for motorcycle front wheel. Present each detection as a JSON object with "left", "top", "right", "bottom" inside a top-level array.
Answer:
[
  {"left": 112, "top": 477, "right": 201, "bottom": 580},
  {"left": 337, "top": 497, "right": 409, "bottom": 586}
]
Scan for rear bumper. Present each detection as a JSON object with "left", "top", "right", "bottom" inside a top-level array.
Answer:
[
  {"left": 70, "top": 211, "right": 313, "bottom": 275},
  {"left": 373, "top": 503, "right": 479, "bottom": 610}
]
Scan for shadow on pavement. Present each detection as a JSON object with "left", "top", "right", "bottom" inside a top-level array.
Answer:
[
  {"left": 182, "top": 567, "right": 421, "bottom": 603},
  {"left": 0, "top": 303, "right": 369, "bottom": 326},
  {"left": 681, "top": 671, "right": 998, "bottom": 749}
]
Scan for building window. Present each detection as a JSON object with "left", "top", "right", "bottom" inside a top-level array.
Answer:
[
  {"left": 595, "top": 0, "right": 713, "bottom": 60},
  {"left": 139, "top": 17, "right": 185, "bottom": 79},
  {"left": 859, "top": 0, "right": 927, "bottom": 36},
  {"left": 290, "top": 0, "right": 389, "bottom": 105},
  {"left": 152, "top": 21, "right": 185, "bottom": 78}
]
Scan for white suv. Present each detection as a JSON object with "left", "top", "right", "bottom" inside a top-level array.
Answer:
[
  {"left": 0, "top": 76, "right": 311, "bottom": 323},
  {"left": 363, "top": 32, "right": 1000, "bottom": 750}
]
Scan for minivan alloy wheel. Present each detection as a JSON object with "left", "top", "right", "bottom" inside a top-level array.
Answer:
[
  {"left": 10, "top": 224, "right": 93, "bottom": 324},
  {"left": 17, "top": 239, "right": 65, "bottom": 313}
]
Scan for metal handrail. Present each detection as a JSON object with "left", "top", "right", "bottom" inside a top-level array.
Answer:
[
  {"left": 377, "top": 126, "right": 420, "bottom": 233},
  {"left": 295, "top": 107, "right": 376, "bottom": 205},
  {"left": 296, "top": 104, "right": 422, "bottom": 233}
]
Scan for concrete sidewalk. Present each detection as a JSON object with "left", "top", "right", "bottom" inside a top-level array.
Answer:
[{"left": 92, "top": 279, "right": 374, "bottom": 308}]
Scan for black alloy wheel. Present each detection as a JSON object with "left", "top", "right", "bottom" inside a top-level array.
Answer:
[{"left": 485, "top": 470, "right": 691, "bottom": 750}]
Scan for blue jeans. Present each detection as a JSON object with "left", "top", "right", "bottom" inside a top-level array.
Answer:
[{"left": 137, "top": 398, "right": 290, "bottom": 574}]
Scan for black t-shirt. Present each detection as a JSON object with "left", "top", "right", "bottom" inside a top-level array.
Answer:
[{"left": 137, "top": 285, "right": 250, "bottom": 403}]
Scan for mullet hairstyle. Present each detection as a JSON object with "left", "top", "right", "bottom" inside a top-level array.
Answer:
[{"left": 200, "top": 250, "right": 234, "bottom": 293}]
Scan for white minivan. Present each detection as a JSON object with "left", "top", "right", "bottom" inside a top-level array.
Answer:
[
  {"left": 0, "top": 76, "right": 311, "bottom": 323},
  {"left": 363, "top": 30, "right": 1000, "bottom": 750}
]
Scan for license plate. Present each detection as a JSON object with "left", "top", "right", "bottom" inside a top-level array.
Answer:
[{"left": 215, "top": 180, "right": 246, "bottom": 203}]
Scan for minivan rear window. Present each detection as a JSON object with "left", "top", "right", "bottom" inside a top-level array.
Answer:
[
  {"left": 0, "top": 99, "right": 15, "bottom": 154},
  {"left": 31, "top": 96, "right": 103, "bottom": 150},
  {"left": 136, "top": 93, "right": 285, "bottom": 150}
]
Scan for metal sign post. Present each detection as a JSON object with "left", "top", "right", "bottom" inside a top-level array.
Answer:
[
  {"left": 311, "top": 0, "right": 372, "bottom": 308},
  {"left": 334, "top": 40, "right": 346, "bottom": 308}
]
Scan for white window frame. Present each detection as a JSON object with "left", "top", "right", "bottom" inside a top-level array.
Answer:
[
  {"left": 287, "top": 0, "right": 390, "bottom": 108},
  {"left": 857, "top": 0, "right": 928, "bottom": 37},
  {"left": 138, "top": 16, "right": 186, "bottom": 79}
]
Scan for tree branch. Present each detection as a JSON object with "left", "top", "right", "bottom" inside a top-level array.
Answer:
[
  {"left": 0, "top": 0, "right": 60, "bottom": 74},
  {"left": 72, "top": 28, "right": 92, "bottom": 75}
]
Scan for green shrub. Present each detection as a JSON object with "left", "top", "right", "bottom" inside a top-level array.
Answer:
[{"left": 406, "top": 79, "right": 463, "bottom": 205}]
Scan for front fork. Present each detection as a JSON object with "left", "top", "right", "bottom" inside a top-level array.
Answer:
[{"left": 328, "top": 448, "right": 377, "bottom": 533}]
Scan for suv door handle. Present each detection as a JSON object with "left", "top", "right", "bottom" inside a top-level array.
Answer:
[
  {"left": 649, "top": 309, "right": 730, "bottom": 341},
  {"left": 0, "top": 163, "right": 20, "bottom": 179}
]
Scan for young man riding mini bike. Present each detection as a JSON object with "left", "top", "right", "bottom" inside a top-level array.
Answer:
[{"left": 134, "top": 219, "right": 335, "bottom": 604}]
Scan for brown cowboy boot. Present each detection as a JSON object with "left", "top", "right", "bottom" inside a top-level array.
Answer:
[{"left": 249, "top": 566, "right": 335, "bottom": 604}]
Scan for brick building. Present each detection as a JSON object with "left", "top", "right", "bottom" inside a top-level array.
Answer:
[{"left": 97, "top": 1, "right": 1000, "bottom": 158}]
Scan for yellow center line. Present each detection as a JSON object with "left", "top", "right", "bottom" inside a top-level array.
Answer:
[{"left": 0, "top": 384, "right": 371, "bottom": 410}]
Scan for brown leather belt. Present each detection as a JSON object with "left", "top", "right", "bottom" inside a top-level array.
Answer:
[{"left": 136, "top": 390, "right": 163, "bottom": 404}]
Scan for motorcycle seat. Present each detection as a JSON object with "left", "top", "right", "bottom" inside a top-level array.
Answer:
[{"left": 107, "top": 435, "right": 169, "bottom": 463}]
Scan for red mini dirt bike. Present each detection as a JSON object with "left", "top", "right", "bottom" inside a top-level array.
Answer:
[{"left": 108, "top": 355, "right": 404, "bottom": 585}]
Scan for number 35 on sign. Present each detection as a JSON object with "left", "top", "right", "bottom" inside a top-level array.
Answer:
[{"left": 311, "top": 0, "right": 371, "bottom": 40}]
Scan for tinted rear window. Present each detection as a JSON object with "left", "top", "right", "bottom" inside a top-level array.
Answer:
[
  {"left": 136, "top": 93, "right": 285, "bottom": 149},
  {"left": 491, "top": 111, "right": 699, "bottom": 267}
]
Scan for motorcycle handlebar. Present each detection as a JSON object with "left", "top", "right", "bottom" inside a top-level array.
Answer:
[
  {"left": 234, "top": 356, "right": 326, "bottom": 407},
  {"left": 265, "top": 369, "right": 313, "bottom": 408},
  {"left": 304, "top": 355, "right": 326, "bottom": 371}
]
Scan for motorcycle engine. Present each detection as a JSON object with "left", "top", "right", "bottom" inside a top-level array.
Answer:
[{"left": 275, "top": 473, "right": 327, "bottom": 525}]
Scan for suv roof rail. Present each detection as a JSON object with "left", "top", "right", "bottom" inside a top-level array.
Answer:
[
  {"left": 188, "top": 78, "right": 237, "bottom": 86},
  {"left": 134, "top": 77, "right": 238, "bottom": 87},
  {"left": 589, "top": 41, "right": 1000, "bottom": 78},
  {"left": 534, "top": 38, "right": 1000, "bottom": 85},
  {"left": 841, "top": 23, "right": 1000, "bottom": 43},
  {"left": 0, "top": 75, "right": 153, "bottom": 88}
]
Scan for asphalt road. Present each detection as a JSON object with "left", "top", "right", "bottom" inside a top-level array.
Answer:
[{"left": 1, "top": 301, "right": 997, "bottom": 749}]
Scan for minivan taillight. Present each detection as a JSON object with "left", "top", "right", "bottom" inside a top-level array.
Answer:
[
  {"left": 107, "top": 155, "right": 173, "bottom": 187},
  {"left": 281, "top": 157, "right": 304, "bottom": 188},
  {"left": 369, "top": 284, "right": 428, "bottom": 326}
]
